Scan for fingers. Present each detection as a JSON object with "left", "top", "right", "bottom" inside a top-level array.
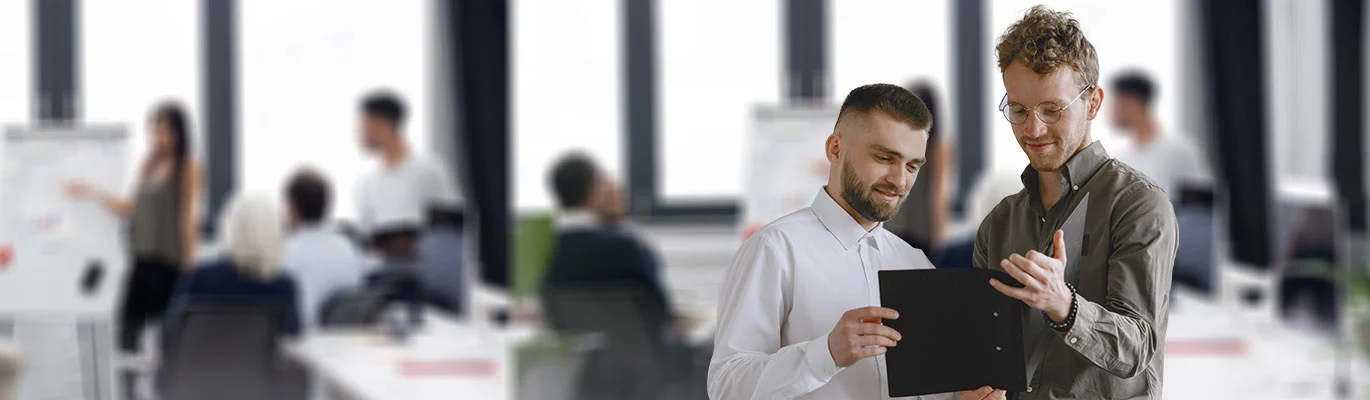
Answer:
[
  {"left": 1025, "top": 250, "right": 1056, "bottom": 271},
  {"left": 999, "top": 259, "right": 1035, "bottom": 287},
  {"left": 1053, "top": 229, "right": 1068, "bottom": 263},
  {"left": 1008, "top": 254, "right": 1046, "bottom": 282},
  {"left": 852, "top": 334, "right": 898, "bottom": 348},
  {"left": 845, "top": 306, "right": 899, "bottom": 321},
  {"left": 989, "top": 278, "right": 1030, "bottom": 301},
  {"left": 959, "top": 386, "right": 994, "bottom": 400},
  {"left": 988, "top": 389, "right": 1008, "bottom": 400},
  {"left": 852, "top": 322, "right": 902, "bottom": 341}
]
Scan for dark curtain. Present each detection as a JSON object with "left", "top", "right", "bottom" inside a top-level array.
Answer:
[
  {"left": 447, "top": 0, "right": 509, "bottom": 287},
  {"left": 1200, "top": 0, "right": 1273, "bottom": 268},
  {"left": 1331, "top": 0, "right": 1367, "bottom": 234}
]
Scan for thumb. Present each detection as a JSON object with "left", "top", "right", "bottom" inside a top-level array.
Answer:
[{"left": 1053, "top": 229, "right": 1067, "bottom": 263}]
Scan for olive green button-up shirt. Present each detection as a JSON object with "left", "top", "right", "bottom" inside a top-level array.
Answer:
[{"left": 973, "top": 141, "right": 1177, "bottom": 399}]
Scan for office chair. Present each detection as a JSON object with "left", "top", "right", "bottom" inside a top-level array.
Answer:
[
  {"left": 542, "top": 282, "right": 685, "bottom": 400},
  {"left": 159, "top": 296, "right": 294, "bottom": 400}
]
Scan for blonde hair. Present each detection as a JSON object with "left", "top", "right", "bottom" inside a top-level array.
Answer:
[
  {"left": 996, "top": 5, "right": 1099, "bottom": 89},
  {"left": 219, "top": 191, "right": 286, "bottom": 280}
]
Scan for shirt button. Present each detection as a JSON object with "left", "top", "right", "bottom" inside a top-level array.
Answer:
[
  {"left": 995, "top": 346, "right": 1002, "bottom": 351},
  {"left": 1073, "top": 185, "right": 1079, "bottom": 191},
  {"left": 1070, "top": 337, "right": 1078, "bottom": 344},
  {"left": 993, "top": 312, "right": 999, "bottom": 317},
  {"left": 1039, "top": 217, "right": 1046, "bottom": 223},
  {"left": 1027, "top": 387, "right": 1034, "bottom": 393}
]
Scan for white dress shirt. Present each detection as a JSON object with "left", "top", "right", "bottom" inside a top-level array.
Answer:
[
  {"left": 708, "top": 189, "right": 949, "bottom": 400},
  {"left": 285, "top": 224, "right": 365, "bottom": 329}
]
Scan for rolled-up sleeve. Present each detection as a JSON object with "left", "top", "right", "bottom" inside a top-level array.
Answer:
[
  {"left": 707, "top": 234, "right": 845, "bottom": 400},
  {"left": 1061, "top": 185, "right": 1176, "bottom": 378}
]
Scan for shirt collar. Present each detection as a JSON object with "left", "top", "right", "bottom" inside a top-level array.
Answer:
[
  {"left": 811, "top": 188, "right": 880, "bottom": 251},
  {"left": 1020, "top": 140, "right": 1111, "bottom": 202},
  {"left": 556, "top": 210, "right": 601, "bottom": 231}
]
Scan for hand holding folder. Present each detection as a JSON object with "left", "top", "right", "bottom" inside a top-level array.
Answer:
[{"left": 878, "top": 268, "right": 1028, "bottom": 397}]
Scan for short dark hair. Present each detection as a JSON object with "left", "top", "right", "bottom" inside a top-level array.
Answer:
[
  {"left": 1111, "top": 70, "right": 1156, "bottom": 109},
  {"left": 285, "top": 168, "right": 331, "bottom": 224},
  {"left": 837, "top": 84, "right": 933, "bottom": 133},
  {"left": 360, "top": 91, "right": 406, "bottom": 127},
  {"left": 549, "top": 153, "right": 600, "bottom": 209}
]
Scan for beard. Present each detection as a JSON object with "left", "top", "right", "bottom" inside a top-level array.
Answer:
[
  {"left": 1024, "top": 118, "right": 1091, "bottom": 173},
  {"left": 839, "top": 157, "right": 905, "bottom": 223}
]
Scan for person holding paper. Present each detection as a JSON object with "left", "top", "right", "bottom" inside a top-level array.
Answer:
[
  {"left": 709, "top": 84, "right": 996, "bottom": 400},
  {"left": 973, "top": 6, "right": 1177, "bottom": 399}
]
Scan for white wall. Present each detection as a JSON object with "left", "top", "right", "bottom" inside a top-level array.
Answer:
[{"left": 1265, "top": 0, "right": 1331, "bottom": 187}]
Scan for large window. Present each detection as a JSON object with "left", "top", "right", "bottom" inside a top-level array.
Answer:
[
  {"left": 986, "top": 0, "right": 1181, "bottom": 172},
  {"left": 830, "top": 0, "right": 951, "bottom": 103},
  {"left": 513, "top": 0, "right": 622, "bottom": 212},
  {"left": 657, "top": 0, "right": 781, "bottom": 202},
  {"left": 82, "top": 0, "right": 201, "bottom": 182},
  {"left": 240, "top": 0, "right": 431, "bottom": 220},
  {"left": 0, "top": 0, "right": 31, "bottom": 126}
]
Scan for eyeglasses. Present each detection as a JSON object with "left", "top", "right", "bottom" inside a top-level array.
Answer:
[{"left": 998, "top": 85, "right": 1095, "bottom": 125}]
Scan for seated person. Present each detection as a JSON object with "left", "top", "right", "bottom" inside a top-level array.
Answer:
[
  {"left": 0, "top": 340, "right": 18, "bottom": 400},
  {"left": 163, "top": 192, "right": 302, "bottom": 340},
  {"left": 282, "top": 168, "right": 364, "bottom": 328},
  {"left": 541, "top": 153, "right": 671, "bottom": 322}
]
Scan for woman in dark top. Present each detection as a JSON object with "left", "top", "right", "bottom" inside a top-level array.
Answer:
[
  {"left": 162, "top": 191, "right": 302, "bottom": 339},
  {"left": 886, "top": 82, "right": 955, "bottom": 257},
  {"left": 67, "top": 102, "right": 203, "bottom": 353}
]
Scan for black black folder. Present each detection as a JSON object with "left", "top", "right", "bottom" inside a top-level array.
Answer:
[{"left": 879, "top": 268, "right": 1028, "bottom": 397}]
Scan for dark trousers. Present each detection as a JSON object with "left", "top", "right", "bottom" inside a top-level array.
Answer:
[{"left": 118, "top": 257, "right": 183, "bottom": 352}]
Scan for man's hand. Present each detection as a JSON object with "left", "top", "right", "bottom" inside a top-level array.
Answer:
[
  {"left": 957, "top": 386, "right": 1007, "bottom": 400},
  {"left": 989, "top": 229, "right": 1074, "bottom": 323},
  {"left": 827, "top": 306, "right": 901, "bottom": 367}
]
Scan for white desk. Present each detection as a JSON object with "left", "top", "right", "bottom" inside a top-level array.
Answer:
[
  {"left": 1164, "top": 289, "right": 1367, "bottom": 399},
  {"left": 286, "top": 311, "right": 537, "bottom": 400}
]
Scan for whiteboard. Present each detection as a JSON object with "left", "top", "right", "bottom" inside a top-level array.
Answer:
[
  {"left": 740, "top": 105, "right": 840, "bottom": 241},
  {"left": 0, "top": 125, "right": 129, "bottom": 316}
]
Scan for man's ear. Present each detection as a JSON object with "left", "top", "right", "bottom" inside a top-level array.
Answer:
[
  {"left": 825, "top": 132, "right": 842, "bottom": 164},
  {"left": 1086, "top": 87, "right": 1105, "bottom": 120}
]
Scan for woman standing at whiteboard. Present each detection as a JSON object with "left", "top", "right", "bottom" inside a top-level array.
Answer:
[{"left": 66, "top": 102, "right": 202, "bottom": 355}]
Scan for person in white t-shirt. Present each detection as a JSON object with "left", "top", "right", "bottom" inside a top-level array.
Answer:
[
  {"left": 355, "top": 91, "right": 461, "bottom": 256},
  {"left": 1108, "top": 71, "right": 1210, "bottom": 201}
]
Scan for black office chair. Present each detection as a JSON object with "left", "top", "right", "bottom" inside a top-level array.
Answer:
[
  {"left": 159, "top": 296, "right": 298, "bottom": 400},
  {"left": 542, "top": 282, "right": 682, "bottom": 400}
]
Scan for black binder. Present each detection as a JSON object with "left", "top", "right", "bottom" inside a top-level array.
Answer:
[{"left": 879, "top": 268, "right": 1028, "bottom": 397}]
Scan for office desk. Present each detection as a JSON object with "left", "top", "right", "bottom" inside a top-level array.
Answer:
[
  {"left": 285, "top": 311, "right": 537, "bottom": 400},
  {"left": 1164, "top": 289, "right": 1367, "bottom": 399}
]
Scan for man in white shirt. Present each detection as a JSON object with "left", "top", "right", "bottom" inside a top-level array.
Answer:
[
  {"left": 284, "top": 168, "right": 364, "bottom": 328},
  {"left": 1108, "top": 71, "right": 1210, "bottom": 200},
  {"left": 708, "top": 84, "right": 1001, "bottom": 400},
  {"left": 355, "top": 91, "right": 461, "bottom": 254}
]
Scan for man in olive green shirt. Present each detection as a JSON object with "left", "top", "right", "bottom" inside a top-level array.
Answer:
[{"left": 968, "top": 6, "right": 1177, "bottom": 400}]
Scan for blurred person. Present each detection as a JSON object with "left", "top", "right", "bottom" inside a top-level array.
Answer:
[
  {"left": 66, "top": 101, "right": 203, "bottom": 354},
  {"left": 283, "top": 168, "right": 363, "bottom": 328},
  {"left": 886, "top": 81, "right": 955, "bottom": 258},
  {"left": 974, "top": 6, "right": 1176, "bottom": 399},
  {"left": 1108, "top": 70, "right": 1210, "bottom": 200},
  {"left": 710, "top": 84, "right": 986, "bottom": 399},
  {"left": 540, "top": 152, "right": 667, "bottom": 317},
  {"left": 0, "top": 340, "right": 17, "bottom": 400},
  {"left": 355, "top": 90, "right": 460, "bottom": 258},
  {"left": 162, "top": 191, "right": 302, "bottom": 340}
]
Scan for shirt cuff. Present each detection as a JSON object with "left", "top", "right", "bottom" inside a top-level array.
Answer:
[
  {"left": 803, "top": 333, "right": 845, "bottom": 381},
  {"left": 1061, "top": 295, "right": 1102, "bottom": 355}
]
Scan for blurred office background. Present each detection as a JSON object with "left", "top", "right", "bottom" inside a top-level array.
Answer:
[{"left": 0, "top": 0, "right": 1367, "bottom": 399}]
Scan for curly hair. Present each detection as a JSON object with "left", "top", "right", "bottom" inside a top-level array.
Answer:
[{"left": 996, "top": 5, "right": 1099, "bottom": 89}]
